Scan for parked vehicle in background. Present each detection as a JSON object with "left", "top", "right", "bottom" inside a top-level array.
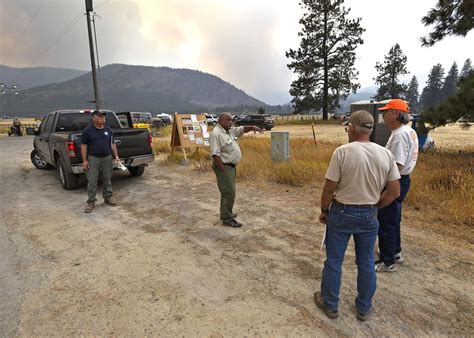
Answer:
[
  {"left": 155, "top": 113, "right": 173, "bottom": 125},
  {"left": 234, "top": 114, "right": 275, "bottom": 130},
  {"left": 205, "top": 113, "right": 218, "bottom": 125},
  {"left": 27, "top": 109, "right": 154, "bottom": 190},
  {"left": 128, "top": 112, "right": 153, "bottom": 129}
]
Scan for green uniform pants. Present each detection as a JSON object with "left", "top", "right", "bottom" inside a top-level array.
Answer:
[
  {"left": 86, "top": 155, "right": 113, "bottom": 203},
  {"left": 213, "top": 163, "right": 236, "bottom": 223}
]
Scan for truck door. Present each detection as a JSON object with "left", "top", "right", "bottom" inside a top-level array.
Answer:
[{"left": 35, "top": 114, "right": 55, "bottom": 164}]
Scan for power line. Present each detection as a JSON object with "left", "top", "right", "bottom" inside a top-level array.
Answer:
[
  {"left": 28, "top": 1, "right": 110, "bottom": 67},
  {"left": 4, "top": 0, "right": 46, "bottom": 64},
  {"left": 29, "top": 12, "right": 84, "bottom": 67}
]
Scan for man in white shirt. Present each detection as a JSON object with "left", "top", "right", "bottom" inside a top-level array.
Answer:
[
  {"left": 376, "top": 99, "right": 419, "bottom": 272},
  {"left": 315, "top": 110, "right": 400, "bottom": 321},
  {"left": 209, "top": 113, "right": 263, "bottom": 228}
]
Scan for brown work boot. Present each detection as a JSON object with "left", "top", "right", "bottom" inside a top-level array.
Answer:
[
  {"left": 84, "top": 202, "right": 95, "bottom": 213},
  {"left": 104, "top": 198, "right": 117, "bottom": 206}
]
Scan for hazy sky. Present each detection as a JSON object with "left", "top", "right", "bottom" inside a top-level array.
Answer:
[{"left": 0, "top": 0, "right": 472, "bottom": 104}]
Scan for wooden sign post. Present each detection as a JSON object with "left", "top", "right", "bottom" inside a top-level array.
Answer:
[{"left": 170, "top": 113, "right": 210, "bottom": 161}]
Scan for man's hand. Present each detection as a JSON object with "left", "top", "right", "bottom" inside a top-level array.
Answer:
[
  {"left": 319, "top": 212, "right": 328, "bottom": 224},
  {"left": 243, "top": 125, "right": 264, "bottom": 134},
  {"left": 212, "top": 155, "right": 225, "bottom": 172},
  {"left": 113, "top": 157, "right": 121, "bottom": 165},
  {"left": 83, "top": 160, "right": 90, "bottom": 171}
]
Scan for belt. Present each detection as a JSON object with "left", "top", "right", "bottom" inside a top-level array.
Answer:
[
  {"left": 223, "top": 163, "right": 236, "bottom": 167},
  {"left": 90, "top": 154, "right": 111, "bottom": 158},
  {"left": 333, "top": 200, "right": 377, "bottom": 209}
]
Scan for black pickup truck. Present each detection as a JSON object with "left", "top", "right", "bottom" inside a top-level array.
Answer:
[{"left": 27, "top": 109, "right": 154, "bottom": 190}]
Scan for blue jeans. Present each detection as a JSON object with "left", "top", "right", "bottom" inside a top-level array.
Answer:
[
  {"left": 378, "top": 175, "right": 410, "bottom": 264},
  {"left": 321, "top": 202, "right": 379, "bottom": 314}
]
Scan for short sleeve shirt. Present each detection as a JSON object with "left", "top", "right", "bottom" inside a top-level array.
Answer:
[
  {"left": 385, "top": 125, "right": 419, "bottom": 175},
  {"left": 81, "top": 124, "right": 114, "bottom": 156},
  {"left": 209, "top": 124, "right": 244, "bottom": 165},
  {"left": 325, "top": 142, "right": 401, "bottom": 205}
]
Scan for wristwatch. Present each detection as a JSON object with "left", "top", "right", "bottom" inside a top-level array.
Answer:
[{"left": 321, "top": 207, "right": 329, "bottom": 213}]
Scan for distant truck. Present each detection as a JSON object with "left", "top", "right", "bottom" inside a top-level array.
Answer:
[
  {"left": 27, "top": 109, "right": 154, "bottom": 190},
  {"left": 234, "top": 114, "right": 275, "bottom": 130}
]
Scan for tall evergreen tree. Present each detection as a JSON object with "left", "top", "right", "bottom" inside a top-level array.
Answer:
[
  {"left": 406, "top": 76, "right": 420, "bottom": 113},
  {"left": 441, "top": 62, "right": 459, "bottom": 101},
  {"left": 460, "top": 58, "right": 473, "bottom": 79},
  {"left": 423, "top": 73, "right": 474, "bottom": 128},
  {"left": 420, "top": 63, "right": 445, "bottom": 110},
  {"left": 286, "top": 0, "right": 364, "bottom": 120},
  {"left": 421, "top": 0, "right": 474, "bottom": 46},
  {"left": 373, "top": 44, "right": 409, "bottom": 101}
]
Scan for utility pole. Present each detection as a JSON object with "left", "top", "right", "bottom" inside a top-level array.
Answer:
[{"left": 85, "top": 0, "right": 102, "bottom": 109}]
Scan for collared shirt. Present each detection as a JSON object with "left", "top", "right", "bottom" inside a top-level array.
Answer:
[{"left": 209, "top": 124, "right": 244, "bottom": 165}]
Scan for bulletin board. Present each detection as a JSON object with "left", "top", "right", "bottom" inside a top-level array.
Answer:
[{"left": 170, "top": 113, "right": 210, "bottom": 159}]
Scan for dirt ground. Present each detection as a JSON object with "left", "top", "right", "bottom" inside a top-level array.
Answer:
[{"left": 0, "top": 134, "right": 473, "bottom": 336}]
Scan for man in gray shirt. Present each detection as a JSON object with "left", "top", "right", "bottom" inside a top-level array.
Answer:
[{"left": 209, "top": 113, "right": 263, "bottom": 227}]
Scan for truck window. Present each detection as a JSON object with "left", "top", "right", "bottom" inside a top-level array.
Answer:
[
  {"left": 39, "top": 116, "right": 50, "bottom": 135},
  {"left": 55, "top": 112, "right": 121, "bottom": 132},
  {"left": 45, "top": 115, "right": 55, "bottom": 133}
]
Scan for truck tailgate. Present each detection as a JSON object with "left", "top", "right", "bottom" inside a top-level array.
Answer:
[{"left": 113, "top": 128, "right": 152, "bottom": 158}]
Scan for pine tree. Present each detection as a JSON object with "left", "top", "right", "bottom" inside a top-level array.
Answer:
[
  {"left": 406, "top": 76, "right": 420, "bottom": 113},
  {"left": 373, "top": 44, "right": 409, "bottom": 101},
  {"left": 420, "top": 63, "right": 445, "bottom": 111},
  {"left": 286, "top": 0, "right": 364, "bottom": 120},
  {"left": 423, "top": 73, "right": 474, "bottom": 128},
  {"left": 460, "top": 58, "right": 473, "bottom": 79},
  {"left": 421, "top": 0, "right": 474, "bottom": 46},
  {"left": 441, "top": 62, "right": 459, "bottom": 101}
]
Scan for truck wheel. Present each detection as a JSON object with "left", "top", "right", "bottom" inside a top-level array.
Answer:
[
  {"left": 57, "top": 157, "right": 78, "bottom": 190},
  {"left": 30, "top": 149, "right": 53, "bottom": 170},
  {"left": 128, "top": 166, "right": 145, "bottom": 176}
]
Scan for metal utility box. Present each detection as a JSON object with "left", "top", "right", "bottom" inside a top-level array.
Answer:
[
  {"left": 350, "top": 99, "right": 391, "bottom": 146},
  {"left": 271, "top": 132, "right": 290, "bottom": 161}
]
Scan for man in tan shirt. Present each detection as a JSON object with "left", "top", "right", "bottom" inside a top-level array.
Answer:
[
  {"left": 314, "top": 110, "right": 400, "bottom": 321},
  {"left": 209, "top": 113, "right": 262, "bottom": 227}
]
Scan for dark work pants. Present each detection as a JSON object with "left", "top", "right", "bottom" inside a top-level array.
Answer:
[
  {"left": 378, "top": 175, "right": 411, "bottom": 265},
  {"left": 212, "top": 163, "right": 236, "bottom": 223},
  {"left": 86, "top": 155, "right": 113, "bottom": 204}
]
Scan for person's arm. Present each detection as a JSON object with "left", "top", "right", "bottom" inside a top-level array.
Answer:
[
  {"left": 212, "top": 155, "right": 225, "bottom": 172},
  {"left": 319, "top": 179, "right": 338, "bottom": 224},
  {"left": 243, "top": 125, "right": 264, "bottom": 134},
  {"left": 112, "top": 143, "right": 119, "bottom": 162},
  {"left": 377, "top": 180, "right": 400, "bottom": 209},
  {"left": 81, "top": 144, "right": 89, "bottom": 170}
]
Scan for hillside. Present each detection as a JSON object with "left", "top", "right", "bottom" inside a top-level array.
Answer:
[
  {"left": 0, "top": 65, "right": 87, "bottom": 90},
  {"left": 1, "top": 64, "right": 265, "bottom": 117}
]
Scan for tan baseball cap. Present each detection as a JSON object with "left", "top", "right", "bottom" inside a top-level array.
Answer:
[{"left": 344, "top": 110, "right": 374, "bottom": 129}]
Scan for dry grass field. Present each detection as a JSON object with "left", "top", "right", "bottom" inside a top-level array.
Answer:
[{"left": 154, "top": 122, "right": 474, "bottom": 230}]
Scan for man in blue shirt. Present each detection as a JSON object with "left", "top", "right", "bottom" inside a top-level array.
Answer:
[{"left": 81, "top": 110, "right": 120, "bottom": 213}]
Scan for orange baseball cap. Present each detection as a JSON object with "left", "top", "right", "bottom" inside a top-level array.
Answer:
[{"left": 378, "top": 99, "right": 410, "bottom": 113}]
